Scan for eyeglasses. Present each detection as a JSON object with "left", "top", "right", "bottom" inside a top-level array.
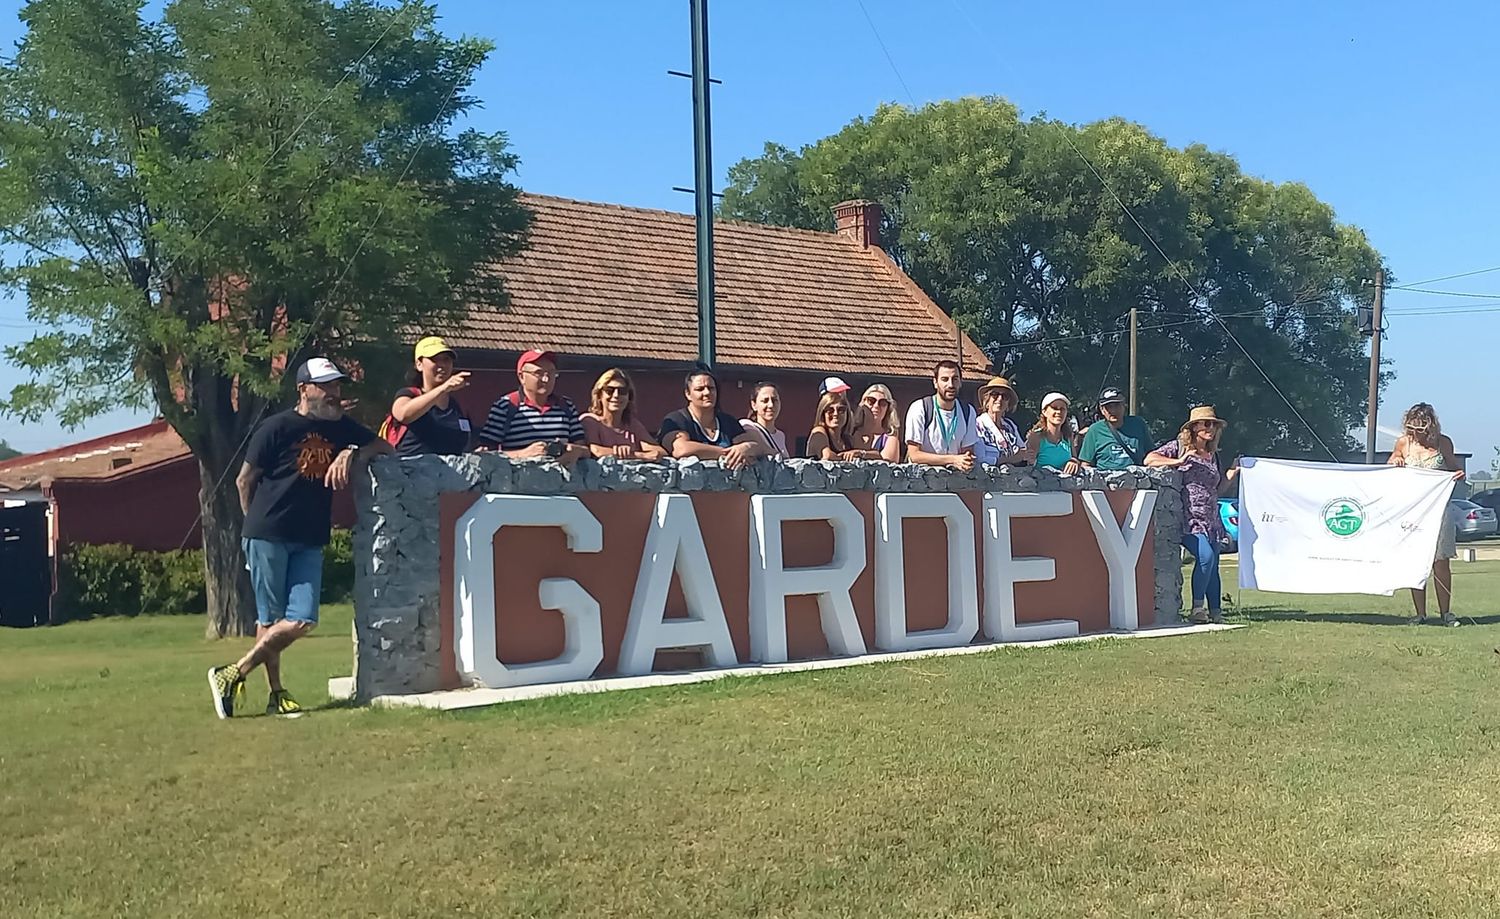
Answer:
[
  {"left": 602, "top": 386, "right": 629, "bottom": 396},
  {"left": 826, "top": 406, "right": 847, "bottom": 415},
  {"left": 862, "top": 397, "right": 889, "bottom": 407},
  {"left": 522, "top": 368, "right": 555, "bottom": 381}
]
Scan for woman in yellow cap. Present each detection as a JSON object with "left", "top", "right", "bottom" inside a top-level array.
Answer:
[
  {"left": 383, "top": 336, "right": 473, "bottom": 456},
  {"left": 1147, "top": 405, "right": 1238, "bottom": 624}
]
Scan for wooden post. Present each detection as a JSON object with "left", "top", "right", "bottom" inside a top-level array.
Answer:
[{"left": 1365, "top": 269, "right": 1384, "bottom": 464}]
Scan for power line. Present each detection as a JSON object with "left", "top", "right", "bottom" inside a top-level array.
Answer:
[
  {"left": 1386, "top": 305, "right": 1500, "bottom": 318},
  {"left": 1384, "top": 285, "right": 1500, "bottom": 300},
  {"left": 853, "top": 0, "right": 918, "bottom": 107},
  {"left": 1401, "top": 265, "right": 1500, "bottom": 287},
  {"left": 946, "top": 0, "right": 1343, "bottom": 461}
]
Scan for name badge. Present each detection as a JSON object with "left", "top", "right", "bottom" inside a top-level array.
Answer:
[{"left": 458, "top": 419, "right": 472, "bottom": 432}]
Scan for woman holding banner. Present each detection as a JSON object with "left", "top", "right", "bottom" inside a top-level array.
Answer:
[
  {"left": 1388, "top": 403, "right": 1465, "bottom": 627},
  {"left": 1147, "top": 406, "right": 1238, "bottom": 624}
]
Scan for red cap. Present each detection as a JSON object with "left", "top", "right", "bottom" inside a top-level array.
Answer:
[{"left": 516, "top": 349, "right": 557, "bottom": 374}]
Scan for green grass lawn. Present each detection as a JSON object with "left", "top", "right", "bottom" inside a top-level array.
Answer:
[{"left": 6, "top": 565, "right": 1500, "bottom": 917}]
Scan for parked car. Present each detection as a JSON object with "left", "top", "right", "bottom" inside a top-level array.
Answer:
[
  {"left": 1452, "top": 499, "right": 1498, "bottom": 541},
  {"left": 1468, "top": 488, "right": 1500, "bottom": 515},
  {"left": 1218, "top": 497, "right": 1239, "bottom": 553}
]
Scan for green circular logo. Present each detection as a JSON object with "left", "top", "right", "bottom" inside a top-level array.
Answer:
[{"left": 1321, "top": 498, "right": 1365, "bottom": 538}]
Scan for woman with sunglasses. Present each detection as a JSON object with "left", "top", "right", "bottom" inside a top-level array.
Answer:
[
  {"left": 974, "top": 376, "right": 1027, "bottom": 466},
  {"left": 581, "top": 368, "right": 666, "bottom": 461},
  {"left": 1388, "top": 402, "right": 1465, "bottom": 626},
  {"left": 740, "top": 382, "right": 790, "bottom": 459},
  {"left": 806, "top": 392, "right": 863, "bottom": 460},
  {"left": 852, "top": 384, "right": 902, "bottom": 462}
]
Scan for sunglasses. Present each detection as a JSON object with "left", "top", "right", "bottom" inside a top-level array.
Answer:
[
  {"left": 826, "top": 405, "right": 848, "bottom": 415},
  {"left": 603, "top": 385, "right": 630, "bottom": 396},
  {"left": 862, "top": 396, "right": 890, "bottom": 407}
]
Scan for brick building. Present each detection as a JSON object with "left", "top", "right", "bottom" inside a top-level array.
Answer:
[
  {"left": 435, "top": 194, "right": 989, "bottom": 443},
  {"left": 0, "top": 193, "right": 988, "bottom": 624}
]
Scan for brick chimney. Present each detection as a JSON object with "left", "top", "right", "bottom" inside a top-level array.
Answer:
[{"left": 833, "top": 199, "right": 882, "bottom": 249}]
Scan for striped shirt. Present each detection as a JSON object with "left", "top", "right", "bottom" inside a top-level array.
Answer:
[{"left": 477, "top": 391, "right": 586, "bottom": 451}]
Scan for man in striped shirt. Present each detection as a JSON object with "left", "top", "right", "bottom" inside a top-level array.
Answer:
[{"left": 476, "top": 349, "right": 589, "bottom": 464}]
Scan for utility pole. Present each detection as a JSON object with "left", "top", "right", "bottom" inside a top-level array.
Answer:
[
  {"left": 1365, "top": 268, "right": 1385, "bottom": 464},
  {"left": 689, "top": 0, "right": 715, "bottom": 368},
  {"left": 1128, "top": 308, "right": 1138, "bottom": 415}
]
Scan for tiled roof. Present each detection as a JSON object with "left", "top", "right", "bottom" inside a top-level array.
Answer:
[
  {"left": 448, "top": 194, "right": 990, "bottom": 378},
  {"left": 0, "top": 421, "right": 190, "bottom": 491}
]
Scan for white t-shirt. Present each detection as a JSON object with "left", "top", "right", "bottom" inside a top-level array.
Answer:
[{"left": 904, "top": 397, "right": 979, "bottom": 455}]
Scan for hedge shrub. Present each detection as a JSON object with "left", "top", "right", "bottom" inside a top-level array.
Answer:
[
  {"left": 55, "top": 543, "right": 206, "bottom": 620},
  {"left": 54, "top": 529, "right": 357, "bottom": 622}
]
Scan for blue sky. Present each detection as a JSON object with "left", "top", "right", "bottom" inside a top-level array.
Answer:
[{"left": 1, "top": 0, "right": 1496, "bottom": 466}]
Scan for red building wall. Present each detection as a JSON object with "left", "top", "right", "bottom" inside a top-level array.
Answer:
[
  {"left": 50, "top": 457, "right": 357, "bottom": 552},
  {"left": 50, "top": 460, "right": 204, "bottom": 552}
]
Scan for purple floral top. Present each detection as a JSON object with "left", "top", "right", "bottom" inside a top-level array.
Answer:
[{"left": 1155, "top": 440, "right": 1224, "bottom": 538}]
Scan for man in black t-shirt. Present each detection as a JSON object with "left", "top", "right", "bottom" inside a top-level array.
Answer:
[{"left": 207, "top": 357, "right": 391, "bottom": 720}]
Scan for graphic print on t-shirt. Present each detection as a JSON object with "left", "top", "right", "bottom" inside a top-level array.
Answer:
[{"left": 295, "top": 433, "right": 336, "bottom": 480}]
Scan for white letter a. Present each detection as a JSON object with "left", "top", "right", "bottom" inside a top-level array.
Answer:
[{"left": 619, "top": 494, "right": 739, "bottom": 675}]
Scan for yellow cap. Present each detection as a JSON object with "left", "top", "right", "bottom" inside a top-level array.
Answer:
[{"left": 413, "top": 336, "right": 454, "bottom": 361}]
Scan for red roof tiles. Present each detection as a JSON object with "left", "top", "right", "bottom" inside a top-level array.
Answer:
[{"left": 450, "top": 194, "right": 990, "bottom": 378}]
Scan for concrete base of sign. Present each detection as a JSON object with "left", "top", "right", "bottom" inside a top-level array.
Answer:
[{"left": 328, "top": 622, "right": 1241, "bottom": 711}]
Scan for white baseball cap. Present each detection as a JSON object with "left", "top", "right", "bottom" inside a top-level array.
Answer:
[
  {"left": 296, "top": 357, "right": 347, "bottom": 385},
  {"left": 819, "top": 376, "right": 851, "bottom": 395},
  {"left": 1040, "top": 391, "right": 1070, "bottom": 410}
]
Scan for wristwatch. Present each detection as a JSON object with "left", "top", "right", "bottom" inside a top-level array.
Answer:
[{"left": 545, "top": 440, "right": 566, "bottom": 459}]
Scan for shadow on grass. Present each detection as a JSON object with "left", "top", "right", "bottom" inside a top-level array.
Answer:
[
  {"left": 310, "top": 698, "right": 359, "bottom": 714},
  {"left": 1238, "top": 608, "right": 1500, "bottom": 627}
]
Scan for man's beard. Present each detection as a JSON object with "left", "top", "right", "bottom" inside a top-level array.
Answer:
[{"left": 304, "top": 395, "right": 343, "bottom": 421}]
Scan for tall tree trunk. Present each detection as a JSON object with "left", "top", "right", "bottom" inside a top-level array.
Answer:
[{"left": 201, "top": 454, "right": 256, "bottom": 637}]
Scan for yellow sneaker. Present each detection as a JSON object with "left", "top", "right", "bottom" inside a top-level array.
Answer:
[
  {"left": 267, "top": 689, "right": 303, "bottom": 718},
  {"left": 208, "top": 664, "right": 243, "bottom": 720}
]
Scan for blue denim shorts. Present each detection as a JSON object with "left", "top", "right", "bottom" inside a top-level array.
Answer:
[{"left": 242, "top": 538, "right": 324, "bottom": 627}]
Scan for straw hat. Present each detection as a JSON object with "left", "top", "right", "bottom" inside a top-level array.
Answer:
[
  {"left": 1180, "top": 405, "right": 1228, "bottom": 433},
  {"left": 977, "top": 375, "right": 1018, "bottom": 404}
]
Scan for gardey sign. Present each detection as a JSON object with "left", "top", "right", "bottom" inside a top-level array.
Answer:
[{"left": 439, "top": 489, "right": 1158, "bottom": 690}]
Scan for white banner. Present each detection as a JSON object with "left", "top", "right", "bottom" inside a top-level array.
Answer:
[{"left": 1238, "top": 458, "right": 1456, "bottom": 595}]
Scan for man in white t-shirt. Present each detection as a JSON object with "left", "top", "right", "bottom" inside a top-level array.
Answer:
[{"left": 904, "top": 360, "right": 979, "bottom": 471}]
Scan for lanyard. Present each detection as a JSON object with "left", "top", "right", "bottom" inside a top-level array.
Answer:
[{"left": 934, "top": 405, "right": 958, "bottom": 452}]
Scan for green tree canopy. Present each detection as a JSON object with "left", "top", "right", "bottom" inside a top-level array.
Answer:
[
  {"left": 0, "top": 0, "right": 530, "bottom": 635},
  {"left": 721, "top": 98, "right": 1385, "bottom": 459},
  {"left": 0, "top": 439, "right": 20, "bottom": 460}
]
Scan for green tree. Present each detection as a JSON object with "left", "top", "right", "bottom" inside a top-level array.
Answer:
[
  {"left": 720, "top": 98, "right": 1384, "bottom": 458},
  {"left": 0, "top": 0, "right": 530, "bottom": 636},
  {"left": 0, "top": 439, "right": 20, "bottom": 460}
]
